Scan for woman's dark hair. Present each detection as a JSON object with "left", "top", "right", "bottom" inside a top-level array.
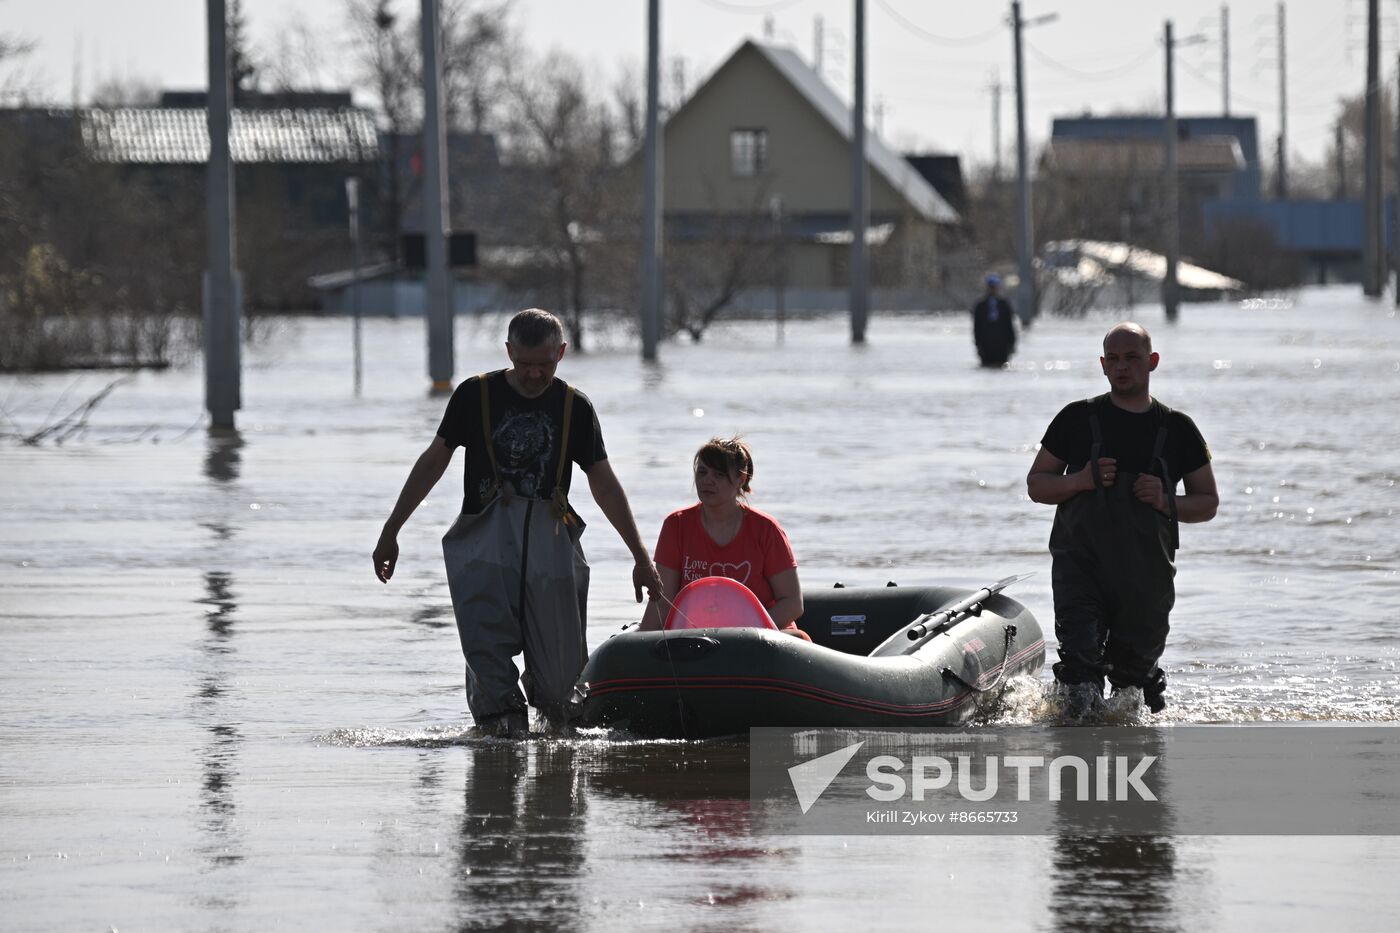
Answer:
[{"left": 694, "top": 436, "right": 754, "bottom": 497}]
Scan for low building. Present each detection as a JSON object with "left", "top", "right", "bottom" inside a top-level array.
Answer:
[{"left": 19, "top": 90, "right": 382, "bottom": 309}]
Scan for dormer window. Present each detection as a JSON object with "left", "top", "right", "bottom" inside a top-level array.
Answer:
[{"left": 730, "top": 128, "right": 768, "bottom": 177}]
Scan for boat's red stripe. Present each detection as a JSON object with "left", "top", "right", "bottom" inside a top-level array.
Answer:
[{"left": 585, "top": 639, "right": 1045, "bottom": 715}]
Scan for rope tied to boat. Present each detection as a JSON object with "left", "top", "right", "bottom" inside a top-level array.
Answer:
[{"left": 940, "top": 624, "right": 1019, "bottom": 697}]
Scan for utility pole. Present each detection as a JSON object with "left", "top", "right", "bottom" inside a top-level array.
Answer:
[
  {"left": 814, "top": 15, "right": 824, "bottom": 77},
  {"left": 641, "top": 0, "right": 662, "bottom": 361},
  {"left": 204, "top": 0, "right": 241, "bottom": 431},
  {"left": 420, "top": 0, "right": 453, "bottom": 391},
  {"left": 850, "top": 0, "right": 869, "bottom": 344},
  {"left": 1394, "top": 53, "right": 1399, "bottom": 304},
  {"left": 1364, "top": 0, "right": 1383, "bottom": 297},
  {"left": 1010, "top": 2, "right": 1056, "bottom": 327},
  {"left": 347, "top": 177, "right": 363, "bottom": 397},
  {"left": 1164, "top": 20, "right": 1181, "bottom": 323},
  {"left": 991, "top": 72, "right": 1003, "bottom": 182},
  {"left": 771, "top": 195, "right": 786, "bottom": 344},
  {"left": 1221, "top": 4, "right": 1230, "bottom": 116},
  {"left": 1335, "top": 122, "right": 1346, "bottom": 199},
  {"left": 1276, "top": 2, "right": 1288, "bottom": 198}
]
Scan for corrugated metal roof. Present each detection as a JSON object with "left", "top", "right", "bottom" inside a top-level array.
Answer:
[
  {"left": 80, "top": 107, "right": 379, "bottom": 164},
  {"left": 750, "top": 42, "right": 959, "bottom": 225},
  {"left": 1046, "top": 136, "right": 1245, "bottom": 175}
]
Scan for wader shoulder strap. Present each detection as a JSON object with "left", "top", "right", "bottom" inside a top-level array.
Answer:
[
  {"left": 1087, "top": 396, "right": 1106, "bottom": 500},
  {"left": 1151, "top": 404, "right": 1180, "bottom": 553},
  {"left": 550, "top": 386, "right": 579, "bottom": 528},
  {"left": 476, "top": 373, "right": 505, "bottom": 502}
]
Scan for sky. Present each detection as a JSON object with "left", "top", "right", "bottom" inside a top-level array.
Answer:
[{"left": 3, "top": 0, "right": 1394, "bottom": 172}]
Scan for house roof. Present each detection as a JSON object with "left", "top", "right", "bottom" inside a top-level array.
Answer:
[
  {"left": 1044, "top": 239, "right": 1244, "bottom": 291},
  {"left": 1045, "top": 136, "right": 1245, "bottom": 175},
  {"left": 746, "top": 42, "right": 959, "bottom": 224},
  {"left": 79, "top": 106, "right": 379, "bottom": 164}
]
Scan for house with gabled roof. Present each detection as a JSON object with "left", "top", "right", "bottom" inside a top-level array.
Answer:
[{"left": 662, "top": 40, "right": 960, "bottom": 300}]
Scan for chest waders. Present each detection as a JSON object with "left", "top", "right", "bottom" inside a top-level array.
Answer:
[
  {"left": 1049, "top": 398, "right": 1176, "bottom": 711},
  {"left": 441, "top": 375, "right": 590, "bottom": 725}
]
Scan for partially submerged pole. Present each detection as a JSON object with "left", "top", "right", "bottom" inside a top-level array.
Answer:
[
  {"left": 203, "top": 0, "right": 241, "bottom": 430},
  {"left": 1011, "top": 1, "right": 1036, "bottom": 326},
  {"left": 640, "top": 0, "right": 662, "bottom": 362},
  {"left": 849, "top": 0, "right": 869, "bottom": 344},
  {"left": 1363, "top": 0, "right": 1383, "bottom": 298},
  {"left": 420, "top": 0, "right": 454, "bottom": 391},
  {"left": 347, "top": 177, "right": 363, "bottom": 396},
  {"left": 1163, "top": 20, "right": 1181, "bottom": 323}
]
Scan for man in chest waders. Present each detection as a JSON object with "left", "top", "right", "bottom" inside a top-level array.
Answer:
[
  {"left": 373, "top": 309, "right": 662, "bottom": 737},
  {"left": 1026, "top": 322, "right": 1218, "bottom": 715}
]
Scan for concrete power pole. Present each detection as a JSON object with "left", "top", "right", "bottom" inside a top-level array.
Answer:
[
  {"left": 1221, "top": 4, "right": 1230, "bottom": 116},
  {"left": 1364, "top": 0, "right": 1383, "bottom": 297},
  {"left": 204, "top": 0, "right": 241, "bottom": 430},
  {"left": 1164, "top": 20, "right": 1181, "bottom": 323},
  {"left": 1335, "top": 122, "right": 1346, "bottom": 199},
  {"left": 1394, "top": 54, "right": 1399, "bottom": 304},
  {"left": 991, "top": 73, "right": 1003, "bottom": 182},
  {"left": 1276, "top": 2, "right": 1288, "bottom": 198},
  {"left": 850, "top": 0, "right": 869, "bottom": 344},
  {"left": 641, "top": 0, "right": 662, "bottom": 361},
  {"left": 420, "top": 0, "right": 453, "bottom": 392},
  {"left": 1010, "top": 1, "right": 1037, "bottom": 327}
]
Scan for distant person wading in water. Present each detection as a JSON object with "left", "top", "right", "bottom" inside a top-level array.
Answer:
[
  {"left": 971, "top": 273, "right": 1017, "bottom": 368},
  {"left": 1026, "top": 322, "right": 1218, "bottom": 714}
]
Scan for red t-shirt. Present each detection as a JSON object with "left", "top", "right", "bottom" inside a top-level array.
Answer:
[{"left": 653, "top": 504, "right": 798, "bottom": 608}]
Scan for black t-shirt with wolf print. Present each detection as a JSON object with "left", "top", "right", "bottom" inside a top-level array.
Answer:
[{"left": 436, "top": 370, "right": 607, "bottom": 514}]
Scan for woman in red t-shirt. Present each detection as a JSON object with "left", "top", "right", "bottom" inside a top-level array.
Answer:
[{"left": 639, "top": 437, "right": 807, "bottom": 637}]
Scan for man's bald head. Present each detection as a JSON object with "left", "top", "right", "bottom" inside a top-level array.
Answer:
[{"left": 1103, "top": 321, "right": 1152, "bottom": 355}]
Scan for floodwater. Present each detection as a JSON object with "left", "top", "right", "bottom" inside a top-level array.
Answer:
[{"left": 2, "top": 286, "right": 1399, "bottom": 930}]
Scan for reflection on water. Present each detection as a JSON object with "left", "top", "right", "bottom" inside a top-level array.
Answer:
[
  {"left": 1051, "top": 835, "right": 1179, "bottom": 933},
  {"left": 1050, "top": 731, "right": 1178, "bottom": 933},
  {"left": 454, "top": 743, "right": 586, "bottom": 929},
  {"left": 194, "top": 568, "right": 244, "bottom": 875},
  {"left": 204, "top": 428, "right": 244, "bottom": 484},
  {"left": 195, "top": 435, "right": 247, "bottom": 879},
  {"left": 200, "top": 571, "right": 237, "bottom": 645}
]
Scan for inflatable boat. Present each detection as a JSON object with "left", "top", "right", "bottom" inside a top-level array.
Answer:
[{"left": 571, "top": 575, "right": 1045, "bottom": 738}]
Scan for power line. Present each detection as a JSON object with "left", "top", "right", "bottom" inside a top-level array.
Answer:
[
  {"left": 1179, "top": 54, "right": 1342, "bottom": 116},
  {"left": 1024, "top": 38, "right": 1156, "bottom": 81},
  {"left": 873, "top": 0, "right": 1002, "bottom": 46},
  {"left": 696, "top": 0, "right": 807, "bottom": 14}
]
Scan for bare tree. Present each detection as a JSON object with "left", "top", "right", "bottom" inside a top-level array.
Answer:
[
  {"left": 344, "top": 0, "right": 515, "bottom": 261},
  {"left": 441, "top": 0, "right": 512, "bottom": 133},
  {"left": 500, "top": 52, "right": 624, "bottom": 350},
  {"left": 0, "top": 112, "right": 201, "bottom": 371},
  {"left": 261, "top": 14, "right": 335, "bottom": 91},
  {"left": 0, "top": 9, "right": 36, "bottom": 104},
  {"left": 89, "top": 76, "right": 161, "bottom": 107},
  {"left": 228, "top": 0, "right": 259, "bottom": 94},
  {"left": 662, "top": 184, "right": 781, "bottom": 342}
]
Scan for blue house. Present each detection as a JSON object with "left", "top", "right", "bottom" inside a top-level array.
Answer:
[
  {"left": 1052, "top": 115, "right": 1262, "bottom": 202},
  {"left": 1051, "top": 114, "right": 1379, "bottom": 286}
]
